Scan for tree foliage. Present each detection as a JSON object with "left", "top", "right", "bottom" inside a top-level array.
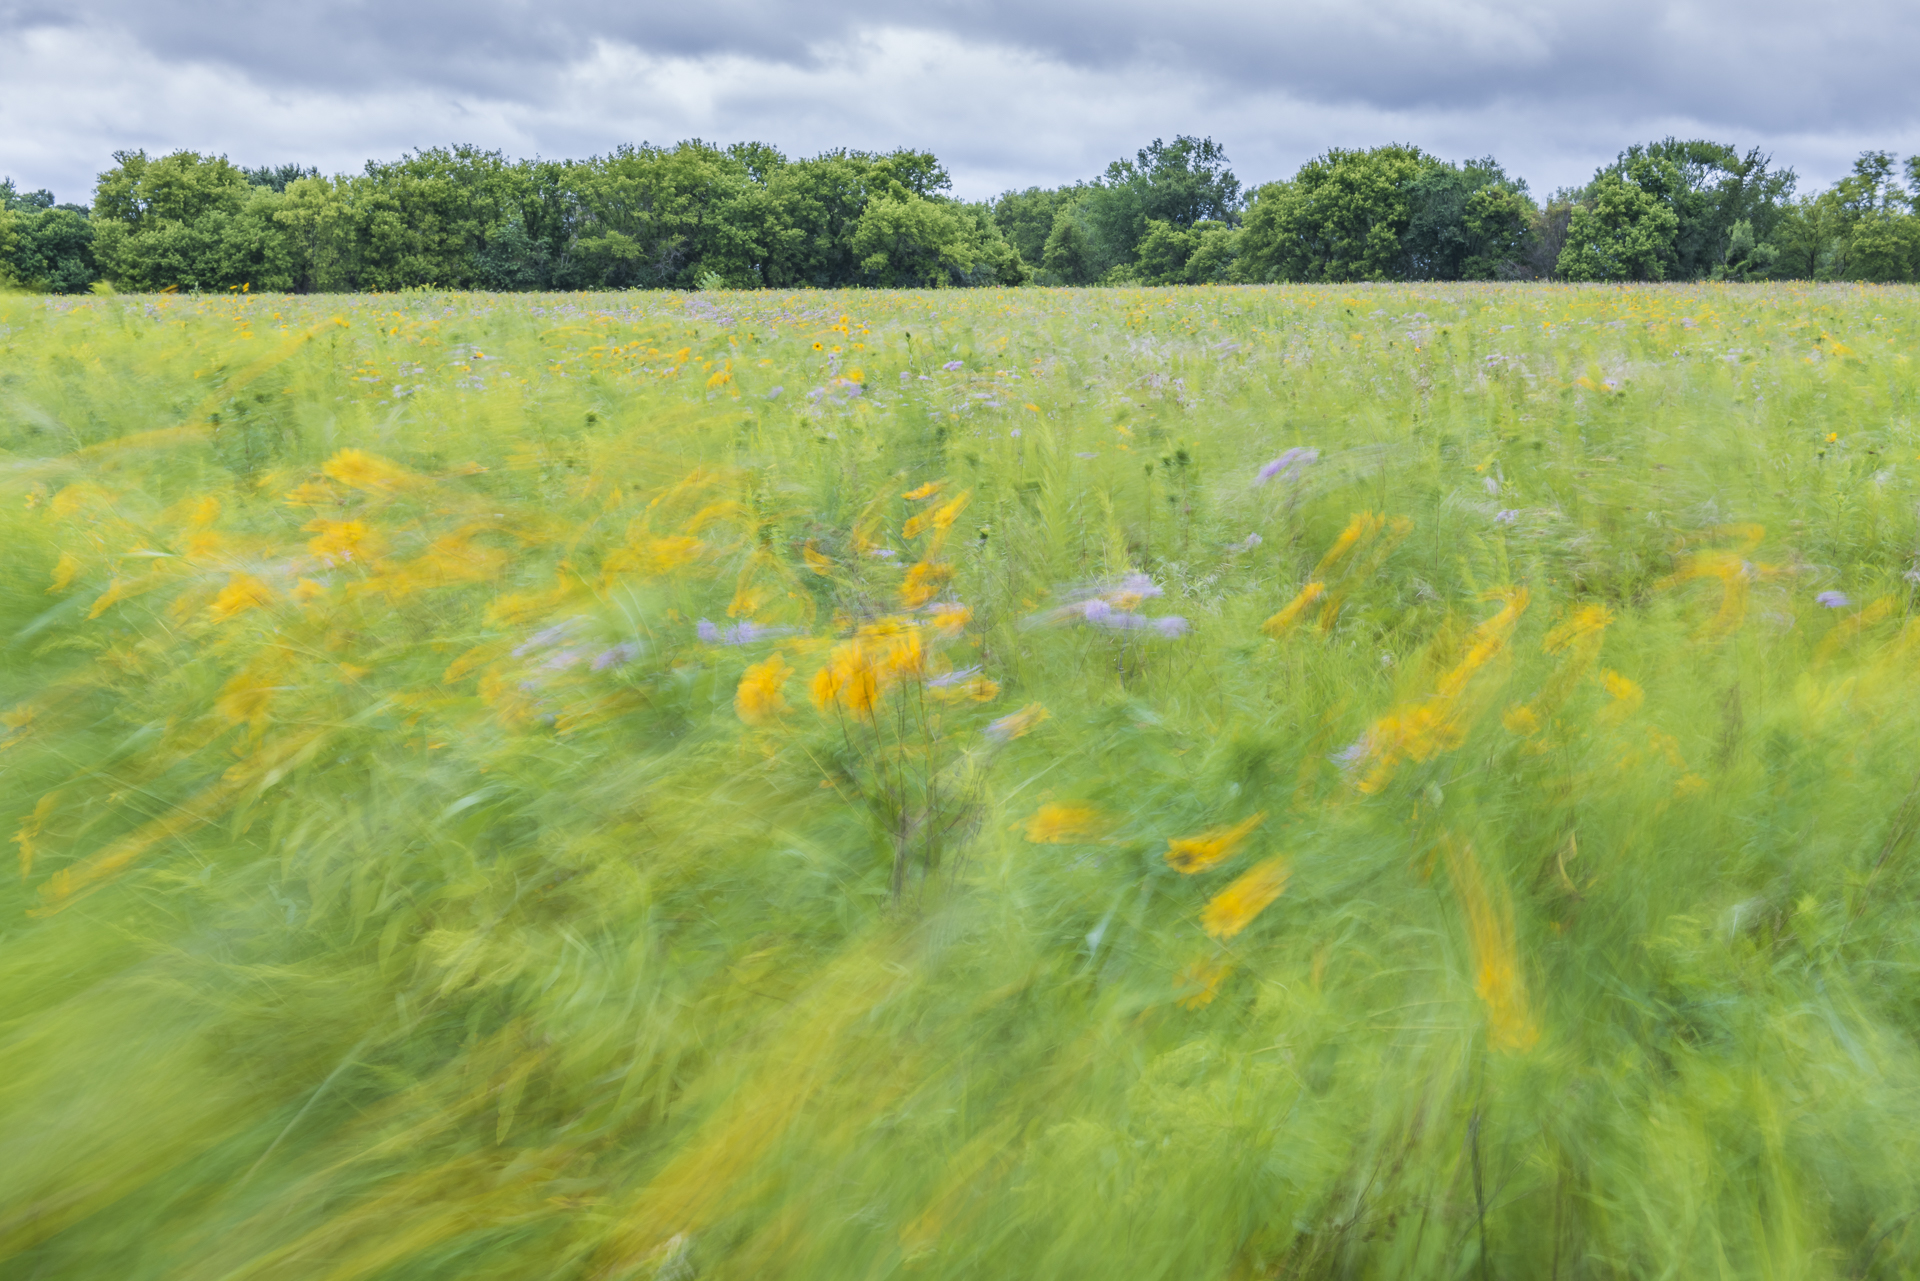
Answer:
[{"left": 6, "top": 134, "right": 1919, "bottom": 292}]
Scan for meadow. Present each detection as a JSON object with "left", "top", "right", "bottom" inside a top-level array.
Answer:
[{"left": 2, "top": 280, "right": 1919, "bottom": 1279}]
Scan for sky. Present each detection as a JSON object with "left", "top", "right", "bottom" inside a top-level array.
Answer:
[{"left": 4, "top": 0, "right": 1918, "bottom": 206}]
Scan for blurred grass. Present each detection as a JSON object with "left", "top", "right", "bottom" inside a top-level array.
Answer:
[{"left": 3, "top": 282, "right": 1920, "bottom": 1277}]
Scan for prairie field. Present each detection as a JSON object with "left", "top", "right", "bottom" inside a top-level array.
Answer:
[{"left": 6, "top": 281, "right": 1920, "bottom": 1279}]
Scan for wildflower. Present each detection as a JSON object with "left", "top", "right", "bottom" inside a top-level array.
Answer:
[
  {"left": 1262, "top": 582, "right": 1326, "bottom": 637},
  {"left": 986, "top": 703, "right": 1049, "bottom": 742},
  {"left": 812, "top": 640, "right": 882, "bottom": 720},
  {"left": 209, "top": 574, "right": 273, "bottom": 622},
  {"left": 1502, "top": 704, "right": 1541, "bottom": 735},
  {"left": 592, "top": 642, "right": 638, "bottom": 671},
  {"left": 1200, "top": 858, "right": 1291, "bottom": 940},
  {"left": 282, "top": 479, "right": 340, "bottom": 506},
  {"left": 1023, "top": 803, "right": 1106, "bottom": 844},
  {"left": 1175, "top": 957, "right": 1233, "bottom": 1009},
  {"left": 927, "top": 603, "right": 971, "bottom": 637},
  {"left": 902, "top": 560, "right": 953, "bottom": 607},
  {"left": 1166, "top": 812, "right": 1268, "bottom": 874},
  {"left": 1494, "top": 509, "right": 1519, "bottom": 525},
  {"left": 903, "top": 480, "right": 945, "bottom": 500},
  {"left": 1230, "top": 533, "right": 1262, "bottom": 553},
  {"left": 735, "top": 652, "right": 793, "bottom": 724},
  {"left": 321, "top": 448, "right": 414, "bottom": 491},
  {"left": 1826, "top": 432, "right": 1839, "bottom": 443},
  {"left": 47, "top": 552, "right": 79, "bottom": 594},
  {"left": 1446, "top": 840, "right": 1538, "bottom": 1053},
  {"left": 1314, "top": 513, "right": 1382, "bottom": 578},
  {"left": 306, "top": 518, "right": 371, "bottom": 565},
  {"left": 926, "top": 665, "right": 982, "bottom": 688},
  {"left": 1817, "top": 590, "right": 1851, "bottom": 608},
  {"left": 766, "top": 386, "right": 782, "bottom": 400},
  {"left": 1254, "top": 446, "right": 1318, "bottom": 484},
  {"left": 1600, "top": 670, "right": 1644, "bottom": 720},
  {"left": 942, "top": 360, "right": 963, "bottom": 371},
  {"left": 12, "top": 792, "right": 57, "bottom": 878},
  {"left": 803, "top": 543, "right": 835, "bottom": 576},
  {"left": 293, "top": 578, "right": 327, "bottom": 603},
  {"left": 698, "top": 618, "right": 798, "bottom": 646},
  {"left": 929, "top": 490, "right": 972, "bottom": 533},
  {"left": 1352, "top": 589, "right": 1529, "bottom": 793}
]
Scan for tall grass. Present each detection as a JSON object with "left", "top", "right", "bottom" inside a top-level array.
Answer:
[{"left": 4, "top": 282, "right": 1920, "bottom": 1278}]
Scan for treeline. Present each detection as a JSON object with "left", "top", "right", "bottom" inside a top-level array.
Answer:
[{"left": 5, "top": 136, "right": 1920, "bottom": 293}]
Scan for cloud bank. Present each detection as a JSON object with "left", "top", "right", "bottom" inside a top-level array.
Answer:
[{"left": 3, "top": 0, "right": 1916, "bottom": 204}]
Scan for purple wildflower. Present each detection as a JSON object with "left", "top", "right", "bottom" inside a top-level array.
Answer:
[
  {"left": 697, "top": 618, "right": 795, "bottom": 645},
  {"left": 926, "top": 665, "right": 984, "bottom": 688},
  {"left": 591, "top": 642, "right": 639, "bottom": 671},
  {"left": 1151, "top": 616, "right": 1192, "bottom": 638},
  {"left": 1495, "top": 509, "right": 1519, "bottom": 525},
  {"left": 1254, "top": 446, "right": 1319, "bottom": 485},
  {"left": 1817, "top": 591, "right": 1851, "bottom": 609},
  {"left": 765, "top": 386, "right": 782, "bottom": 400},
  {"left": 512, "top": 617, "right": 588, "bottom": 658},
  {"left": 942, "top": 360, "right": 964, "bottom": 372}
]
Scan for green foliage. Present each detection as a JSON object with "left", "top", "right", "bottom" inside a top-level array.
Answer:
[
  {"left": 9, "top": 282, "right": 1920, "bottom": 1278},
  {"left": 1240, "top": 144, "right": 1450, "bottom": 281},
  {"left": 1556, "top": 168, "right": 1683, "bottom": 281}
]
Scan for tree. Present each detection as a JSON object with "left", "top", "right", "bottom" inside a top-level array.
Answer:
[
  {"left": 3, "top": 206, "right": 97, "bottom": 292},
  {"left": 991, "top": 185, "right": 1086, "bottom": 273},
  {"left": 1041, "top": 208, "right": 1096, "bottom": 285},
  {"left": 1238, "top": 144, "right": 1441, "bottom": 282},
  {"left": 1400, "top": 157, "right": 1533, "bottom": 279},
  {"left": 1576, "top": 140, "right": 1794, "bottom": 281},
  {"left": 1555, "top": 170, "right": 1681, "bottom": 281}
]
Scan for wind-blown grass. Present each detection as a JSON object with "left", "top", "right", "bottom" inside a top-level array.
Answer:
[{"left": 4, "top": 282, "right": 1920, "bottom": 1278}]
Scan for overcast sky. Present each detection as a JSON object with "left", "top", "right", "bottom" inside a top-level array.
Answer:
[{"left": 4, "top": 0, "right": 1917, "bottom": 205}]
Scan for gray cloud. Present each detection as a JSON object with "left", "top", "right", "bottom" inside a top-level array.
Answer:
[{"left": 2, "top": 1, "right": 1917, "bottom": 204}]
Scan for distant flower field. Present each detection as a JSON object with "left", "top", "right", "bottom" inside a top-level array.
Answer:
[{"left": 5, "top": 282, "right": 1920, "bottom": 1278}]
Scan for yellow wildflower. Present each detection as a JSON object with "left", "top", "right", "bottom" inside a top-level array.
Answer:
[
  {"left": 306, "top": 518, "right": 372, "bottom": 564},
  {"left": 283, "top": 479, "right": 340, "bottom": 506},
  {"left": 1175, "top": 957, "right": 1233, "bottom": 1010},
  {"left": 321, "top": 448, "right": 414, "bottom": 491},
  {"left": 985, "top": 703, "right": 1049, "bottom": 742},
  {"left": 1313, "top": 512, "right": 1382, "bottom": 578},
  {"left": 803, "top": 543, "right": 835, "bottom": 576},
  {"left": 13, "top": 792, "right": 58, "bottom": 879},
  {"left": 1446, "top": 840, "right": 1538, "bottom": 1053},
  {"left": 903, "top": 480, "right": 945, "bottom": 500},
  {"left": 1200, "top": 858, "right": 1291, "bottom": 940},
  {"left": 187, "top": 496, "right": 221, "bottom": 527},
  {"left": 48, "top": 552, "right": 80, "bottom": 594},
  {"left": 1599, "top": 669, "right": 1644, "bottom": 724},
  {"left": 812, "top": 640, "right": 882, "bottom": 720},
  {"left": 1502, "top": 704, "right": 1541, "bottom": 736},
  {"left": 209, "top": 574, "right": 273, "bottom": 621},
  {"left": 929, "top": 604, "right": 971, "bottom": 637},
  {"left": 902, "top": 560, "right": 953, "bottom": 607},
  {"left": 1354, "top": 589, "right": 1529, "bottom": 793},
  {"left": 1261, "top": 581, "right": 1325, "bottom": 637},
  {"left": 1165, "top": 811, "right": 1268, "bottom": 874},
  {"left": 1023, "top": 803, "right": 1107, "bottom": 844},
  {"left": 735, "top": 653, "right": 793, "bottom": 725}
]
